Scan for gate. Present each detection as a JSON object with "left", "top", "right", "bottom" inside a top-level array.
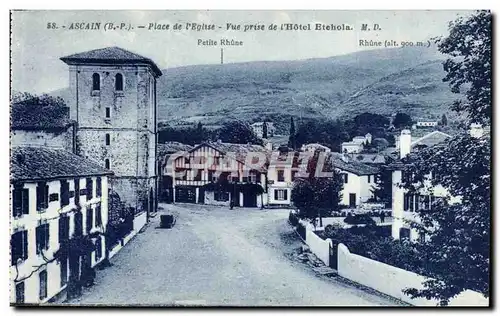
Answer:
[{"left": 329, "top": 243, "right": 338, "bottom": 269}]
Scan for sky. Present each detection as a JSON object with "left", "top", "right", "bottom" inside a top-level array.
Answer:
[{"left": 11, "top": 10, "right": 473, "bottom": 94}]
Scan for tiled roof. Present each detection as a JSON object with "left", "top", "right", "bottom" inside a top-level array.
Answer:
[
  {"left": 347, "top": 153, "right": 386, "bottom": 164},
  {"left": 190, "top": 142, "right": 270, "bottom": 172},
  {"left": 329, "top": 153, "right": 379, "bottom": 176},
  {"left": 60, "top": 47, "right": 162, "bottom": 77},
  {"left": 11, "top": 146, "right": 113, "bottom": 182},
  {"left": 11, "top": 103, "right": 73, "bottom": 130}
]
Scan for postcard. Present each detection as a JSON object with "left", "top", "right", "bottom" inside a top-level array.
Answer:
[{"left": 9, "top": 10, "right": 491, "bottom": 307}]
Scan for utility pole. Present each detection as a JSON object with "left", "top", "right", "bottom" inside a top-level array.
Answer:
[{"left": 220, "top": 48, "right": 224, "bottom": 64}]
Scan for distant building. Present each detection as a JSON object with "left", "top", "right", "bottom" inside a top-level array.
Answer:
[
  {"left": 61, "top": 47, "right": 163, "bottom": 224},
  {"left": 341, "top": 133, "right": 371, "bottom": 153},
  {"left": 300, "top": 143, "right": 331, "bottom": 153},
  {"left": 346, "top": 153, "right": 386, "bottom": 165},
  {"left": 415, "top": 120, "right": 438, "bottom": 128},
  {"left": 251, "top": 121, "right": 276, "bottom": 138},
  {"left": 10, "top": 146, "right": 112, "bottom": 304}
]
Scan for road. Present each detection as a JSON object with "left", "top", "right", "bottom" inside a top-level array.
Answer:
[{"left": 70, "top": 203, "right": 403, "bottom": 306}]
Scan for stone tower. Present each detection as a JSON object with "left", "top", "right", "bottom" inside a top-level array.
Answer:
[{"left": 61, "top": 47, "right": 162, "bottom": 217}]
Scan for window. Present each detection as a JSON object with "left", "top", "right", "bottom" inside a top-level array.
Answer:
[
  {"left": 96, "top": 205, "right": 102, "bottom": 227},
  {"left": 59, "top": 216, "right": 70, "bottom": 243},
  {"left": 115, "top": 73, "right": 123, "bottom": 91},
  {"left": 184, "top": 157, "right": 190, "bottom": 165},
  {"left": 15, "top": 282, "right": 24, "bottom": 304},
  {"left": 105, "top": 134, "right": 110, "bottom": 145},
  {"left": 419, "top": 232, "right": 426, "bottom": 243},
  {"left": 400, "top": 228, "right": 411, "bottom": 240},
  {"left": 49, "top": 193, "right": 59, "bottom": 202},
  {"left": 74, "top": 180, "right": 80, "bottom": 205},
  {"left": 60, "top": 180, "right": 70, "bottom": 207},
  {"left": 249, "top": 172, "right": 257, "bottom": 183},
  {"left": 105, "top": 159, "right": 110, "bottom": 169},
  {"left": 208, "top": 170, "right": 215, "bottom": 182},
  {"left": 291, "top": 170, "right": 298, "bottom": 181},
  {"left": 11, "top": 230, "right": 28, "bottom": 265},
  {"left": 86, "top": 178, "right": 93, "bottom": 200},
  {"left": 60, "top": 258, "right": 68, "bottom": 288},
  {"left": 95, "top": 237, "right": 102, "bottom": 260},
  {"left": 39, "top": 270, "right": 47, "bottom": 300},
  {"left": 367, "top": 175, "right": 371, "bottom": 183},
  {"left": 96, "top": 177, "right": 102, "bottom": 196},
  {"left": 277, "top": 170, "right": 285, "bottom": 182},
  {"left": 105, "top": 107, "right": 111, "bottom": 119},
  {"left": 274, "top": 189, "right": 287, "bottom": 201},
  {"left": 36, "top": 182, "right": 49, "bottom": 211},
  {"left": 242, "top": 176, "right": 248, "bottom": 183},
  {"left": 74, "top": 211, "right": 83, "bottom": 237},
  {"left": 92, "top": 73, "right": 100, "bottom": 91},
  {"left": 86, "top": 207, "right": 93, "bottom": 234},
  {"left": 213, "top": 156, "right": 220, "bottom": 166},
  {"left": 12, "top": 185, "right": 29, "bottom": 217},
  {"left": 36, "top": 223, "right": 50, "bottom": 254},
  {"left": 343, "top": 173, "right": 349, "bottom": 184}
]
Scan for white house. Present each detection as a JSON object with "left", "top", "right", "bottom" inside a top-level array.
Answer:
[
  {"left": 300, "top": 143, "right": 332, "bottom": 153},
  {"left": 10, "top": 146, "right": 112, "bottom": 304},
  {"left": 267, "top": 149, "right": 299, "bottom": 207},
  {"left": 415, "top": 120, "right": 438, "bottom": 128},
  {"left": 251, "top": 121, "right": 276, "bottom": 138},
  {"left": 341, "top": 133, "right": 372, "bottom": 154},
  {"left": 390, "top": 129, "right": 459, "bottom": 241},
  {"left": 329, "top": 153, "right": 379, "bottom": 207}
]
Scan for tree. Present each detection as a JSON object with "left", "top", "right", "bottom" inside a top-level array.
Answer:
[
  {"left": 369, "top": 166, "right": 392, "bottom": 207},
  {"left": 214, "top": 120, "right": 263, "bottom": 145},
  {"left": 401, "top": 10, "right": 491, "bottom": 305},
  {"left": 262, "top": 121, "right": 268, "bottom": 139},
  {"left": 440, "top": 114, "right": 448, "bottom": 126},
  {"left": 392, "top": 112, "right": 413, "bottom": 129},
  {"left": 288, "top": 117, "right": 296, "bottom": 149},
  {"left": 291, "top": 150, "right": 343, "bottom": 226}
]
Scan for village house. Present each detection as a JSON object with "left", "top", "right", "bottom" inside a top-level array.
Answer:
[
  {"left": 300, "top": 143, "right": 332, "bottom": 153},
  {"left": 158, "top": 142, "right": 194, "bottom": 203},
  {"left": 390, "top": 129, "right": 459, "bottom": 241},
  {"left": 341, "top": 133, "right": 372, "bottom": 154},
  {"left": 251, "top": 121, "right": 276, "bottom": 138},
  {"left": 329, "top": 153, "right": 379, "bottom": 208},
  {"left": 172, "top": 141, "right": 269, "bottom": 207},
  {"left": 267, "top": 148, "right": 300, "bottom": 207},
  {"left": 10, "top": 146, "right": 112, "bottom": 304},
  {"left": 414, "top": 119, "right": 439, "bottom": 128},
  {"left": 60, "top": 47, "right": 162, "bottom": 229}
]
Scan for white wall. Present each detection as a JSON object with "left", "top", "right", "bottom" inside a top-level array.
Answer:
[
  {"left": 133, "top": 211, "right": 147, "bottom": 232},
  {"left": 10, "top": 175, "right": 109, "bottom": 304},
  {"left": 337, "top": 243, "right": 489, "bottom": 306},
  {"left": 304, "top": 227, "right": 332, "bottom": 266},
  {"left": 11, "top": 129, "right": 73, "bottom": 151}
]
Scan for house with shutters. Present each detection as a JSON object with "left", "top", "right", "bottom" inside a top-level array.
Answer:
[
  {"left": 10, "top": 146, "right": 112, "bottom": 304},
  {"left": 172, "top": 141, "right": 269, "bottom": 207}
]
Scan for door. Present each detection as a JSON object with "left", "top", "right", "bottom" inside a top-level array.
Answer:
[
  {"left": 243, "top": 192, "right": 257, "bottom": 207},
  {"left": 349, "top": 193, "right": 356, "bottom": 208},
  {"left": 175, "top": 187, "right": 196, "bottom": 203}
]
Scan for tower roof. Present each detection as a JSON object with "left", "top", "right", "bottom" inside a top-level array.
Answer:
[{"left": 60, "top": 47, "right": 162, "bottom": 77}]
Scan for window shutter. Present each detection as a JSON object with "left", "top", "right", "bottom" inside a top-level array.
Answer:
[
  {"left": 11, "top": 233, "right": 21, "bottom": 265},
  {"left": 274, "top": 190, "right": 278, "bottom": 200},
  {"left": 22, "top": 231, "right": 28, "bottom": 260},
  {"left": 284, "top": 190, "right": 288, "bottom": 201},
  {"left": 22, "top": 189, "right": 29, "bottom": 215},
  {"left": 36, "top": 227, "right": 41, "bottom": 254},
  {"left": 45, "top": 185, "right": 49, "bottom": 206}
]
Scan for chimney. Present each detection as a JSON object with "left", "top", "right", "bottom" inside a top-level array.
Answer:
[
  {"left": 469, "top": 123, "right": 484, "bottom": 138},
  {"left": 399, "top": 129, "right": 412, "bottom": 159},
  {"left": 265, "top": 141, "right": 273, "bottom": 151}
]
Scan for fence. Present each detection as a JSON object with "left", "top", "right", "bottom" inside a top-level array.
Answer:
[{"left": 337, "top": 243, "right": 489, "bottom": 307}]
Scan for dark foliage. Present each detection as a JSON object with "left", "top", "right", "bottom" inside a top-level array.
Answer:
[{"left": 392, "top": 112, "right": 413, "bottom": 129}]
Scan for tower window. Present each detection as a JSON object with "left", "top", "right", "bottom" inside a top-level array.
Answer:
[
  {"left": 105, "top": 107, "right": 111, "bottom": 119},
  {"left": 105, "top": 134, "right": 110, "bottom": 145},
  {"left": 92, "top": 73, "right": 100, "bottom": 91},
  {"left": 115, "top": 73, "right": 123, "bottom": 91},
  {"left": 105, "top": 159, "right": 110, "bottom": 169}
]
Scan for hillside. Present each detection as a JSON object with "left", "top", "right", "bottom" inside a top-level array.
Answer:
[{"left": 52, "top": 46, "right": 459, "bottom": 134}]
